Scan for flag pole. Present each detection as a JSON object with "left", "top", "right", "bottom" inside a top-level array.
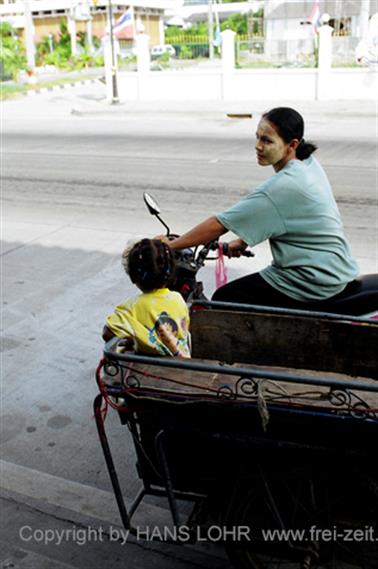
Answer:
[
  {"left": 107, "top": 0, "right": 119, "bottom": 104},
  {"left": 208, "top": 0, "right": 214, "bottom": 59}
]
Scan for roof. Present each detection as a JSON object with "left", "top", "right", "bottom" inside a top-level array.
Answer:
[{"left": 266, "top": 0, "right": 377, "bottom": 20}]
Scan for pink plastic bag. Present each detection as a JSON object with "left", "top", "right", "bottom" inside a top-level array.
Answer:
[{"left": 215, "top": 241, "right": 228, "bottom": 289}]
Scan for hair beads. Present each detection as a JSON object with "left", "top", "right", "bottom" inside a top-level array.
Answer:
[{"left": 125, "top": 238, "right": 176, "bottom": 292}]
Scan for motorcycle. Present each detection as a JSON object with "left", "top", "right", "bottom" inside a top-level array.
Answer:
[
  {"left": 143, "top": 192, "right": 378, "bottom": 318},
  {"left": 142, "top": 192, "right": 254, "bottom": 304},
  {"left": 94, "top": 193, "right": 378, "bottom": 569}
]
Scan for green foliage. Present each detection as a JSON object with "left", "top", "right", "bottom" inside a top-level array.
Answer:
[
  {"left": 35, "top": 18, "right": 103, "bottom": 70},
  {"left": 77, "top": 30, "right": 87, "bottom": 48},
  {"left": 220, "top": 13, "right": 248, "bottom": 35},
  {"left": 157, "top": 52, "right": 171, "bottom": 63},
  {"left": 0, "top": 22, "right": 27, "bottom": 80},
  {"left": 36, "top": 34, "right": 56, "bottom": 63},
  {"left": 57, "top": 19, "right": 72, "bottom": 53},
  {"left": 73, "top": 50, "right": 104, "bottom": 69},
  {"left": 56, "top": 19, "right": 72, "bottom": 59},
  {"left": 0, "top": 22, "right": 13, "bottom": 36},
  {"left": 164, "top": 26, "right": 185, "bottom": 39},
  {"left": 43, "top": 48, "right": 71, "bottom": 69},
  {"left": 178, "top": 21, "right": 209, "bottom": 37},
  {"left": 178, "top": 45, "right": 193, "bottom": 60},
  {"left": 166, "top": 12, "right": 250, "bottom": 42}
]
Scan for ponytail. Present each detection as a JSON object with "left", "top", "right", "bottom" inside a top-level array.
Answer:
[{"left": 296, "top": 138, "right": 318, "bottom": 160}]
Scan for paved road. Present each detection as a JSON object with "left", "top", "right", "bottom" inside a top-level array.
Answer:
[
  {"left": 2, "top": 83, "right": 377, "bottom": 568},
  {"left": 4, "top": 86, "right": 377, "bottom": 270}
]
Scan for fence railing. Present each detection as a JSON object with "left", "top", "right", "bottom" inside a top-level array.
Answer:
[
  {"left": 236, "top": 38, "right": 316, "bottom": 68},
  {"left": 163, "top": 35, "right": 365, "bottom": 67}
]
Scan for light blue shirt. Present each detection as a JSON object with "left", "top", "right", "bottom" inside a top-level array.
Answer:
[{"left": 217, "top": 156, "right": 359, "bottom": 301}]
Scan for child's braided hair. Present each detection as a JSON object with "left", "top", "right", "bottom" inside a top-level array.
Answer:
[{"left": 122, "top": 238, "right": 176, "bottom": 292}]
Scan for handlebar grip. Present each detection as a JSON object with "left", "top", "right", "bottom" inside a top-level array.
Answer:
[
  {"left": 222, "top": 243, "right": 254, "bottom": 258},
  {"left": 242, "top": 250, "right": 254, "bottom": 258}
]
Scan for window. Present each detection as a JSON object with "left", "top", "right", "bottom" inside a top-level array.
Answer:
[{"left": 329, "top": 17, "right": 352, "bottom": 36}]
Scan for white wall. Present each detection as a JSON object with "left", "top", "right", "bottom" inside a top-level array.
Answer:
[{"left": 117, "top": 67, "right": 376, "bottom": 101}]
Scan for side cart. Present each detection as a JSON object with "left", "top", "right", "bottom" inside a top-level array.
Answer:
[{"left": 94, "top": 302, "right": 378, "bottom": 569}]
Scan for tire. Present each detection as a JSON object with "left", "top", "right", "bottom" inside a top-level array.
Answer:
[{"left": 223, "top": 461, "right": 377, "bottom": 569}]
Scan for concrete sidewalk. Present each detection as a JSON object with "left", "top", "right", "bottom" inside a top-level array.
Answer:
[
  {"left": 70, "top": 95, "right": 378, "bottom": 119},
  {"left": 1, "top": 458, "right": 229, "bottom": 568},
  {"left": 1, "top": 488, "right": 229, "bottom": 569}
]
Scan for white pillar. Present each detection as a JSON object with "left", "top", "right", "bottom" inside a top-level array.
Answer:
[
  {"left": 24, "top": 0, "right": 36, "bottom": 70},
  {"left": 316, "top": 22, "right": 333, "bottom": 99},
  {"left": 221, "top": 29, "right": 236, "bottom": 72},
  {"left": 86, "top": 18, "right": 94, "bottom": 54},
  {"left": 158, "top": 16, "right": 164, "bottom": 45},
  {"left": 136, "top": 32, "right": 150, "bottom": 74},
  {"left": 359, "top": 0, "right": 370, "bottom": 39},
  {"left": 221, "top": 29, "right": 235, "bottom": 100},
  {"left": 318, "top": 24, "right": 333, "bottom": 70},
  {"left": 68, "top": 16, "right": 77, "bottom": 56},
  {"left": 103, "top": 35, "right": 114, "bottom": 102},
  {"left": 136, "top": 32, "right": 150, "bottom": 100},
  {"left": 208, "top": 0, "right": 214, "bottom": 60}
]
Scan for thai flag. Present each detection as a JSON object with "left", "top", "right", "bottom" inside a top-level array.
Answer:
[
  {"left": 113, "top": 8, "right": 133, "bottom": 34},
  {"left": 309, "top": 0, "right": 321, "bottom": 33}
]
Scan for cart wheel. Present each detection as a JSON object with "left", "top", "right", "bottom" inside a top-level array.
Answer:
[{"left": 223, "top": 462, "right": 377, "bottom": 569}]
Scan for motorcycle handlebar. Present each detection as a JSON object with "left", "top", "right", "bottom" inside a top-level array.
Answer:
[{"left": 221, "top": 242, "right": 254, "bottom": 258}]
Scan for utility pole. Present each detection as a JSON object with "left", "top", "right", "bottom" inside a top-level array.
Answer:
[
  {"left": 106, "top": 0, "right": 119, "bottom": 103},
  {"left": 208, "top": 0, "right": 214, "bottom": 60},
  {"left": 24, "top": 0, "right": 36, "bottom": 70}
]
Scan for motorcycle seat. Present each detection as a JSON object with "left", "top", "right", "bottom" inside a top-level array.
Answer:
[{"left": 311, "top": 273, "right": 378, "bottom": 316}]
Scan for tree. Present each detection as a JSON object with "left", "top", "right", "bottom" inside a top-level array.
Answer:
[
  {"left": 0, "top": 22, "right": 27, "bottom": 79},
  {"left": 220, "top": 13, "right": 248, "bottom": 35}
]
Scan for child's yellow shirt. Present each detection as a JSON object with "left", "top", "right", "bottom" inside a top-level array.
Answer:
[{"left": 106, "top": 288, "right": 190, "bottom": 357}]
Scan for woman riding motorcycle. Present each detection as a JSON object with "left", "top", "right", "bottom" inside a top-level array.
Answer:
[{"left": 167, "top": 107, "right": 371, "bottom": 313}]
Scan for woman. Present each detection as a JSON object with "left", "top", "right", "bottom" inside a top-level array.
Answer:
[{"left": 168, "top": 107, "right": 359, "bottom": 309}]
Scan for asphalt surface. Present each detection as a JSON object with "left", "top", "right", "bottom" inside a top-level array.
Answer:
[{"left": 1, "top": 80, "right": 378, "bottom": 568}]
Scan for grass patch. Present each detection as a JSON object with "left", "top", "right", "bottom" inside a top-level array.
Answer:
[{"left": 1, "top": 83, "right": 29, "bottom": 99}]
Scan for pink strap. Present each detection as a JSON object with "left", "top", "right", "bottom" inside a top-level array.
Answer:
[{"left": 215, "top": 241, "right": 228, "bottom": 289}]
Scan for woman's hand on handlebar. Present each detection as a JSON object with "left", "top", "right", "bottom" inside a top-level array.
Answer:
[
  {"left": 154, "top": 234, "right": 177, "bottom": 243},
  {"left": 156, "top": 217, "right": 227, "bottom": 251},
  {"left": 225, "top": 239, "right": 248, "bottom": 258}
]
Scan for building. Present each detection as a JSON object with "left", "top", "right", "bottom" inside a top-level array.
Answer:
[
  {"left": 264, "top": 0, "right": 376, "bottom": 63},
  {"left": 0, "top": 0, "right": 172, "bottom": 47},
  {"left": 265, "top": 0, "right": 376, "bottom": 37}
]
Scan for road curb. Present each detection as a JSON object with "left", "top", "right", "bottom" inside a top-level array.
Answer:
[{"left": 25, "top": 77, "right": 101, "bottom": 97}]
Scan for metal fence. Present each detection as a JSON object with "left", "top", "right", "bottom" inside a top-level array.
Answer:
[
  {"left": 236, "top": 36, "right": 364, "bottom": 68},
  {"left": 332, "top": 36, "right": 361, "bottom": 66},
  {"left": 163, "top": 34, "right": 365, "bottom": 67},
  {"left": 167, "top": 35, "right": 210, "bottom": 59},
  {"left": 236, "top": 38, "right": 316, "bottom": 68}
]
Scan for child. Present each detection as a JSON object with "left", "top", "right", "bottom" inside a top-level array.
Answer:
[{"left": 103, "top": 238, "right": 190, "bottom": 358}]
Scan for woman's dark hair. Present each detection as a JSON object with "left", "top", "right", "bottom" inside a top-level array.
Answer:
[
  {"left": 262, "top": 107, "right": 318, "bottom": 160},
  {"left": 123, "top": 238, "right": 176, "bottom": 292}
]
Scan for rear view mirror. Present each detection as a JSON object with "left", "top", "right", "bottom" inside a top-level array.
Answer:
[
  {"left": 143, "top": 193, "right": 161, "bottom": 216},
  {"left": 142, "top": 192, "right": 170, "bottom": 235}
]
